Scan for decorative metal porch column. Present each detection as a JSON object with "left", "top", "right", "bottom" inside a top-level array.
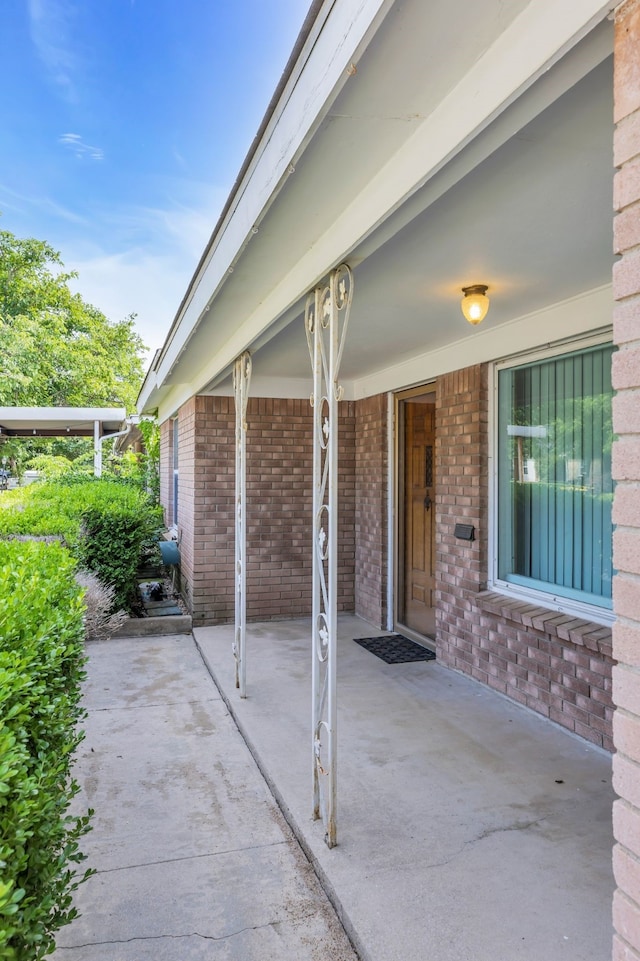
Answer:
[
  {"left": 233, "top": 351, "right": 252, "bottom": 697},
  {"left": 305, "top": 263, "right": 353, "bottom": 848}
]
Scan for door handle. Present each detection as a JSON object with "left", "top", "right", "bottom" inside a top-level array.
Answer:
[{"left": 424, "top": 493, "right": 432, "bottom": 511}]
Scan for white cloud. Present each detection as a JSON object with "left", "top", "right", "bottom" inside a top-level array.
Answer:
[
  {"left": 58, "top": 133, "right": 104, "bottom": 161},
  {"left": 0, "top": 183, "right": 93, "bottom": 228},
  {"left": 2, "top": 175, "right": 226, "bottom": 371},
  {"left": 64, "top": 185, "right": 226, "bottom": 365},
  {"left": 97, "top": 194, "right": 221, "bottom": 264},
  {"left": 67, "top": 248, "right": 192, "bottom": 359},
  {"left": 28, "top": 0, "right": 79, "bottom": 98}
]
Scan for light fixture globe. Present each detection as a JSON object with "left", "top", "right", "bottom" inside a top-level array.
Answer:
[{"left": 461, "top": 284, "right": 489, "bottom": 325}]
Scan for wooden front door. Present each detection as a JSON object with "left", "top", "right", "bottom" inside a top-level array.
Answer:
[{"left": 403, "top": 399, "right": 436, "bottom": 638}]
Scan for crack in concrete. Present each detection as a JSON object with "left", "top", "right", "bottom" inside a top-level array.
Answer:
[
  {"left": 89, "top": 697, "right": 217, "bottom": 714},
  {"left": 55, "top": 915, "right": 316, "bottom": 949},
  {"left": 468, "top": 818, "right": 545, "bottom": 845},
  {"left": 92, "top": 838, "right": 288, "bottom": 874},
  {"left": 425, "top": 818, "right": 546, "bottom": 869}
]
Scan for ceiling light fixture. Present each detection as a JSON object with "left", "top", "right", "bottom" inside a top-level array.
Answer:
[{"left": 461, "top": 284, "right": 490, "bottom": 326}]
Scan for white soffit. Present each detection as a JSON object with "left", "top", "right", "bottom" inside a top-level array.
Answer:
[
  {"left": 143, "top": 0, "right": 614, "bottom": 420},
  {"left": 0, "top": 407, "right": 127, "bottom": 436}
]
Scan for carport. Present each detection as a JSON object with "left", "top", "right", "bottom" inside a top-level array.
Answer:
[{"left": 0, "top": 406, "right": 128, "bottom": 477}]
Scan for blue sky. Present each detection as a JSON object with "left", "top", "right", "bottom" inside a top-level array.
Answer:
[{"left": 0, "top": 0, "right": 311, "bottom": 360}]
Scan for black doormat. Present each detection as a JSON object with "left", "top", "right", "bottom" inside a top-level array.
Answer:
[{"left": 353, "top": 634, "right": 436, "bottom": 664}]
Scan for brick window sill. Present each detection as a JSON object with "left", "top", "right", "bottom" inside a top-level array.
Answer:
[{"left": 476, "top": 591, "right": 613, "bottom": 658}]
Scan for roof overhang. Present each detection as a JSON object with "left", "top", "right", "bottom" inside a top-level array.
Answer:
[
  {"left": 137, "top": 0, "right": 616, "bottom": 420},
  {"left": 0, "top": 407, "right": 128, "bottom": 438}
]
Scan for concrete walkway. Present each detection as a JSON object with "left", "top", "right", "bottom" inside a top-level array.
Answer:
[
  {"left": 53, "top": 634, "right": 359, "bottom": 960},
  {"left": 194, "top": 615, "right": 615, "bottom": 961},
  {"left": 55, "top": 618, "right": 615, "bottom": 961}
]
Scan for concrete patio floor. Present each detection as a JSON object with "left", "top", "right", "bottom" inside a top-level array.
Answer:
[{"left": 195, "top": 614, "right": 614, "bottom": 961}]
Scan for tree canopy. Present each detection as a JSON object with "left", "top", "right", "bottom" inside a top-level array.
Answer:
[{"left": 0, "top": 228, "right": 146, "bottom": 412}]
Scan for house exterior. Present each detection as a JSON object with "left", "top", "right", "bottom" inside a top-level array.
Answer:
[{"left": 138, "top": 0, "right": 640, "bottom": 953}]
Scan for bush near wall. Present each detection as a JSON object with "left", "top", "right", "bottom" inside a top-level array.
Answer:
[
  {"left": 0, "top": 479, "right": 163, "bottom": 612},
  {"left": 0, "top": 540, "right": 93, "bottom": 960},
  {"left": 76, "top": 501, "right": 162, "bottom": 610}
]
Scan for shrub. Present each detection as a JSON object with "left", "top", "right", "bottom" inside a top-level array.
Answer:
[
  {"left": 0, "top": 479, "right": 163, "bottom": 612},
  {"left": 76, "top": 501, "right": 162, "bottom": 612},
  {"left": 75, "top": 571, "right": 127, "bottom": 640},
  {"left": 0, "top": 486, "right": 77, "bottom": 544},
  {"left": 0, "top": 541, "right": 93, "bottom": 960},
  {"left": 25, "top": 455, "right": 83, "bottom": 481}
]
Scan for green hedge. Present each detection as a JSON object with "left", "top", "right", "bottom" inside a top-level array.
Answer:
[
  {"left": 0, "top": 541, "right": 93, "bottom": 960},
  {"left": 77, "top": 501, "right": 162, "bottom": 610},
  {"left": 0, "top": 479, "right": 163, "bottom": 612}
]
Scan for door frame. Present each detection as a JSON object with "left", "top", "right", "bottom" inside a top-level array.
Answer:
[{"left": 393, "top": 383, "right": 437, "bottom": 646}]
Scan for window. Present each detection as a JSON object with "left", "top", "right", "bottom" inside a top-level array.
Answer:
[
  {"left": 172, "top": 417, "right": 179, "bottom": 528},
  {"left": 496, "top": 342, "right": 614, "bottom": 614}
]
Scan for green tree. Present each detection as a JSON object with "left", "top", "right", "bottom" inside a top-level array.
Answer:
[{"left": 0, "top": 228, "right": 146, "bottom": 412}]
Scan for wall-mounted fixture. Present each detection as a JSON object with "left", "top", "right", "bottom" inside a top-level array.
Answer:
[
  {"left": 461, "top": 284, "right": 490, "bottom": 326},
  {"left": 454, "top": 522, "right": 475, "bottom": 541}
]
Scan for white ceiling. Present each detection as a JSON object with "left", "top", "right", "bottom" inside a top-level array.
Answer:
[{"left": 209, "top": 49, "right": 613, "bottom": 392}]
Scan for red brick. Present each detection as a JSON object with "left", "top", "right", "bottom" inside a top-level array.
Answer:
[
  {"left": 616, "top": 158, "right": 640, "bottom": 210},
  {"left": 614, "top": 573, "right": 640, "bottom": 620},
  {"left": 616, "top": 346, "right": 640, "bottom": 392},
  {"left": 614, "top": 888, "right": 640, "bottom": 956},
  {"left": 615, "top": 391, "right": 640, "bottom": 437},
  {"left": 615, "top": 620, "right": 640, "bottom": 669},
  {"left": 614, "top": 664, "right": 640, "bottom": 716},
  {"left": 615, "top": 249, "right": 640, "bottom": 300},
  {"left": 615, "top": 109, "right": 640, "bottom": 168},
  {"left": 614, "top": 485, "right": 640, "bottom": 529},
  {"left": 615, "top": 204, "right": 640, "bottom": 254},
  {"left": 613, "top": 931, "right": 640, "bottom": 961},
  {"left": 615, "top": 798, "right": 640, "bottom": 866},
  {"left": 615, "top": 0, "right": 640, "bottom": 123},
  {"left": 616, "top": 529, "right": 640, "bottom": 576},
  {"left": 549, "top": 706, "right": 575, "bottom": 731},
  {"left": 616, "top": 711, "right": 640, "bottom": 766},
  {"left": 160, "top": 394, "right": 356, "bottom": 624},
  {"left": 615, "top": 753, "right": 640, "bottom": 811},
  {"left": 573, "top": 719, "right": 603, "bottom": 746}
]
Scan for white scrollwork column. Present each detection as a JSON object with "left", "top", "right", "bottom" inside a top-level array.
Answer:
[
  {"left": 233, "top": 351, "right": 252, "bottom": 697},
  {"left": 305, "top": 263, "right": 353, "bottom": 848}
]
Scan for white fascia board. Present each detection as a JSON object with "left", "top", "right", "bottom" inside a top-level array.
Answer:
[
  {"left": 137, "top": 365, "right": 159, "bottom": 413},
  {"left": 152, "top": 0, "right": 391, "bottom": 391},
  {"left": 0, "top": 406, "right": 126, "bottom": 423},
  {"left": 151, "top": 0, "right": 614, "bottom": 415},
  {"left": 137, "top": 370, "right": 162, "bottom": 414},
  {"left": 350, "top": 285, "right": 613, "bottom": 399}
]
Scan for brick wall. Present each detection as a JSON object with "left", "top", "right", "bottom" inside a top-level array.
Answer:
[
  {"left": 612, "top": 2, "right": 640, "bottom": 957},
  {"left": 245, "top": 397, "right": 355, "bottom": 622},
  {"left": 354, "top": 394, "right": 388, "bottom": 625},
  {"left": 435, "top": 365, "right": 489, "bottom": 664},
  {"left": 175, "top": 398, "right": 198, "bottom": 616},
  {"left": 435, "top": 364, "right": 614, "bottom": 750},
  {"left": 159, "top": 418, "right": 173, "bottom": 528},
  {"left": 180, "top": 395, "right": 235, "bottom": 624},
  {"left": 435, "top": 365, "right": 489, "bottom": 606},
  {"left": 171, "top": 395, "right": 355, "bottom": 625}
]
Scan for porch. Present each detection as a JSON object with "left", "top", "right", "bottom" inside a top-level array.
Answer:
[{"left": 195, "top": 614, "right": 613, "bottom": 961}]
